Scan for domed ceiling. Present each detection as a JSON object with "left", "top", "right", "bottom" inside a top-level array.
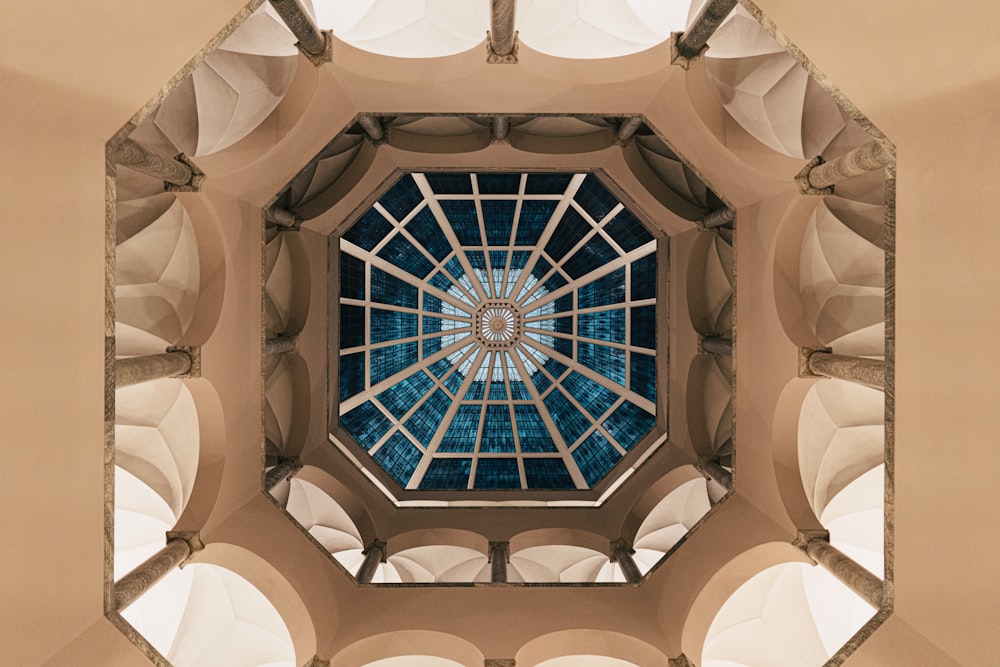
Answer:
[{"left": 336, "top": 171, "right": 660, "bottom": 492}]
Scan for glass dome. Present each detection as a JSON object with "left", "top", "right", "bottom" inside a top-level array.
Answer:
[{"left": 337, "top": 172, "right": 659, "bottom": 491}]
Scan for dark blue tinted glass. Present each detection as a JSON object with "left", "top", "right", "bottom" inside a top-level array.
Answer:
[
  {"left": 524, "top": 458, "right": 575, "bottom": 489},
  {"left": 563, "top": 234, "right": 619, "bottom": 279},
  {"left": 428, "top": 271, "right": 453, "bottom": 292},
  {"left": 543, "top": 388, "right": 590, "bottom": 446},
  {"left": 573, "top": 173, "right": 618, "bottom": 222},
  {"left": 445, "top": 256, "right": 468, "bottom": 281},
  {"left": 339, "top": 352, "right": 364, "bottom": 400},
  {"left": 423, "top": 337, "right": 442, "bottom": 358},
  {"left": 572, "top": 431, "right": 621, "bottom": 486},
  {"left": 370, "top": 309, "right": 417, "bottom": 343},
  {"left": 373, "top": 432, "right": 422, "bottom": 486},
  {"left": 377, "top": 234, "right": 434, "bottom": 279},
  {"left": 578, "top": 268, "right": 626, "bottom": 309},
  {"left": 342, "top": 209, "right": 392, "bottom": 251},
  {"left": 443, "top": 369, "right": 465, "bottom": 395},
  {"left": 425, "top": 173, "right": 473, "bottom": 195},
  {"left": 530, "top": 368, "right": 552, "bottom": 394},
  {"left": 544, "top": 207, "right": 591, "bottom": 262},
  {"left": 514, "top": 405, "right": 557, "bottom": 453},
  {"left": 406, "top": 207, "right": 451, "bottom": 261},
  {"left": 577, "top": 309, "right": 626, "bottom": 344},
  {"left": 370, "top": 342, "right": 418, "bottom": 386},
  {"left": 554, "top": 335, "right": 573, "bottom": 360},
  {"left": 525, "top": 173, "right": 572, "bottom": 194},
  {"left": 474, "top": 458, "right": 521, "bottom": 489},
  {"left": 605, "top": 209, "right": 654, "bottom": 251},
  {"left": 543, "top": 358, "right": 568, "bottom": 380},
  {"left": 371, "top": 266, "right": 417, "bottom": 307},
  {"left": 476, "top": 173, "right": 520, "bottom": 194},
  {"left": 340, "top": 304, "right": 365, "bottom": 347},
  {"left": 488, "top": 378, "right": 509, "bottom": 401},
  {"left": 489, "top": 250, "right": 508, "bottom": 272},
  {"left": 439, "top": 404, "right": 481, "bottom": 452},
  {"left": 482, "top": 200, "right": 516, "bottom": 246},
  {"left": 376, "top": 371, "right": 433, "bottom": 419},
  {"left": 423, "top": 295, "right": 442, "bottom": 313},
  {"left": 542, "top": 272, "right": 568, "bottom": 295},
  {"left": 440, "top": 200, "right": 481, "bottom": 246},
  {"left": 481, "top": 405, "right": 515, "bottom": 453},
  {"left": 631, "top": 253, "right": 656, "bottom": 301},
  {"left": 465, "top": 380, "right": 486, "bottom": 400},
  {"left": 427, "top": 359, "right": 452, "bottom": 378},
  {"left": 379, "top": 174, "right": 424, "bottom": 220},
  {"left": 630, "top": 305, "right": 656, "bottom": 349},
  {"left": 340, "top": 401, "right": 392, "bottom": 450},
  {"left": 509, "top": 251, "right": 531, "bottom": 270},
  {"left": 339, "top": 252, "right": 365, "bottom": 300},
  {"left": 630, "top": 352, "right": 656, "bottom": 402},
  {"left": 422, "top": 316, "right": 443, "bottom": 335},
  {"left": 465, "top": 250, "right": 487, "bottom": 269},
  {"left": 404, "top": 389, "right": 450, "bottom": 446},
  {"left": 509, "top": 381, "right": 532, "bottom": 400},
  {"left": 563, "top": 371, "right": 620, "bottom": 419},
  {"left": 420, "top": 458, "right": 472, "bottom": 489},
  {"left": 578, "top": 342, "right": 626, "bottom": 386},
  {"left": 603, "top": 400, "right": 656, "bottom": 450},
  {"left": 515, "top": 201, "right": 559, "bottom": 245}
]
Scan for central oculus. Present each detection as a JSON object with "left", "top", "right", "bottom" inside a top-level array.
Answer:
[{"left": 477, "top": 303, "right": 521, "bottom": 347}]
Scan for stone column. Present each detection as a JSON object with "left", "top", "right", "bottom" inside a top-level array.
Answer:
[
  {"left": 265, "top": 456, "right": 302, "bottom": 490},
  {"left": 796, "top": 141, "right": 891, "bottom": 194},
  {"left": 268, "top": 0, "right": 332, "bottom": 64},
  {"left": 265, "top": 335, "right": 298, "bottom": 356},
  {"left": 115, "top": 349, "right": 195, "bottom": 388},
  {"left": 492, "top": 115, "right": 510, "bottom": 142},
  {"left": 484, "top": 660, "right": 515, "bottom": 667},
  {"left": 357, "top": 115, "right": 385, "bottom": 143},
  {"left": 698, "top": 456, "right": 733, "bottom": 491},
  {"left": 489, "top": 541, "right": 510, "bottom": 583},
  {"left": 699, "top": 206, "right": 734, "bottom": 229},
  {"left": 616, "top": 116, "right": 643, "bottom": 144},
  {"left": 610, "top": 538, "right": 642, "bottom": 583},
  {"left": 671, "top": 0, "right": 738, "bottom": 66},
  {"left": 800, "top": 348, "right": 885, "bottom": 390},
  {"left": 795, "top": 531, "right": 885, "bottom": 609},
  {"left": 487, "top": 0, "right": 518, "bottom": 63},
  {"left": 356, "top": 539, "right": 387, "bottom": 583},
  {"left": 265, "top": 205, "right": 300, "bottom": 229},
  {"left": 303, "top": 658, "right": 329, "bottom": 667},
  {"left": 112, "top": 138, "right": 200, "bottom": 189},
  {"left": 668, "top": 656, "right": 695, "bottom": 667},
  {"left": 113, "top": 532, "right": 204, "bottom": 611},
  {"left": 700, "top": 335, "right": 732, "bottom": 356}
]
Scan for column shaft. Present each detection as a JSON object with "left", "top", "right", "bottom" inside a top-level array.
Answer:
[
  {"left": 113, "top": 139, "right": 192, "bottom": 186},
  {"left": 807, "top": 141, "right": 890, "bottom": 191},
  {"left": 701, "top": 336, "right": 732, "bottom": 356},
  {"left": 611, "top": 540, "right": 642, "bottom": 583},
  {"left": 806, "top": 350, "right": 885, "bottom": 390},
  {"left": 805, "top": 538, "right": 885, "bottom": 609},
  {"left": 269, "top": 0, "right": 328, "bottom": 56},
  {"left": 676, "top": 0, "right": 738, "bottom": 58},
  {"left": 357, "top": 115, "right": 385, "bottom": 142},
  {"left": 113, "top": 539, "right": 192, "bottom": 611},
  {"left": 265, "top": 456, "right": 302, "bottom": 490},
  {"left": 700, "top": 457, "right": 733, "bottom": 490},
  {"left": 489, "top": 0, "right": 517, "bottom": 57},
  {"left": 492, "top": 115, "right": 510, "bottom": 142},
  {"left": 489, "top": 541, "right": 510, "bottom": 583},
  {"left": 115, "top": 351, "right": 192, "bottom": 388},
  {"left": 616, "top": 116, "right": 643, "bottom": 144},
  {"left": 700, "top": 206, "right": 734, "bottom": 229},
  {"left": 265, "top": 206, "right": 299, "bottom": 228},
  {"left": 357, "top": 539, "right": 386, "bottom": 583},
  {"left": 265, "top": 335, "right": 298, "bottom": 355}
]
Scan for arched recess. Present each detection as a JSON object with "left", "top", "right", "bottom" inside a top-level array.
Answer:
[
  {"left": 628, "top": 475, "right": 712, "bottom": 576},
  {"left": 772, "top": 196, "right": 828, "bottom": 349},
  {"left": 265, "top": 228, "right": 311, "bottom": 337},
  {"left": 283, "top": 475, "right": 366, "bottom": 577},
  {"left": 620, "top": 464, "right": 706, "bottom": 543},
  {"left": 290, "top": 464, "right": 377, "bottom": 541},
  {"left": 621, "top": 134, "right": 719, "bottom": 223},
  {"left": 385, "top": 116, "right": 492, "bottom": 154},
  {"left": 686, "top": 229, "right": 733, "bottom": 337},
  {"left": 332, "top": 630, "right": 484, "bottom": 667},
  {"left": 389, "top": 545, "right": 490, "bottom": 583},
  {"left": 509, "top": 527, "right": 610, "bottom": 556},
  {"left": 264, "top": 351, "right": 311, "bottom": 456},
  {"left": 685, "top": 354, "right": 732, "bottom": 461},
  {"left": 516, "top": 629, "right": 668, "bottom": 667},
  {"left": 771, "top": 377, "right": 828, "bottom": 531},
  {"left": 680, "top": 541, "right": 810, "bottom": 661},
  {"left": 509, "top": 544, "right": 612, "bottom": 583}
]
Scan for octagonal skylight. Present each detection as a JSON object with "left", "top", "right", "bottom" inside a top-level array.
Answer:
[{"left": 337, "top": 172, "right": 660, "bottom": 491}]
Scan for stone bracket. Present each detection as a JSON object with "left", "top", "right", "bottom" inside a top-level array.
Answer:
[
  {"left": 792, "top": 529, "right": 831, "bottom": 563},
  {"left": 167, "top": 345, "right": 201, "bottom": 378},
  {"left": 298, "top": 30, "right": 333, "bottom": 67},
  {"left": 486, "top": 33, "right": 519, "bottom": 64},
  {"left": 165, "top": 153, "right": 205, "bottom": 193},
  {"left": 795, "top": 156, "right": 834, "bottom": 195},
  {"left": 798, "top": 346, "right": 831, "bottom": 379},
  {"left": 165, "top": 531, "right": 205, "bottom": 567},
  {"left": 670, "top": 31, "right": 708, "bottom": 70}
]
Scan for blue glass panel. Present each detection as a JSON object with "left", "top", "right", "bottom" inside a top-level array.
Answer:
[
  {"left": 524, "top": 458, "right": 575, "bottom": 489},
  {"left": 423, "top": 337, "right": 442, "bottom": 358},
  {"left": 544, "top": 207, "right": 591, "bottom": 262},
  {"left": 578, "top": 268, "right": 626, "bottom": 309},
  {"left": 379, "top": 174, "right": 424, "bottom": 221},
  {"left": 572, "top": 431, "right": 621, "bottom": 486},
  {"left": 439, "top": 404, "right": 481, "bottom": 452},
  {"left": 340, "top": 401, "right": 393, "bottom": 450},
  {"left": 443, "top": 369, "right": 465, "bottom": 396},
  {"left": 422, "top": 315, "right": 443, "bottom": 335},
  {"left": 577, "top": 309, "right": 626, "bottom": 344},
  {"left": 554, "top": 336, "right": 573, "bottom": 360},
  {"left": 377, "top": 234, "right": 434, "bottom": 279},
  {"left": 342, "top": 209, "right": 392, "bottom": 251},
  {"left": 542, "top": 272, "right": 568, "bottom": 294},
  {"left": 466, "top": 250, "right": 487, "bottom": 269},
  {"left": 488, "top": 378, "right": 509, "bottom": 401},
  {"left": 543, "top": 358, "right": 568, "bottom": 380},
  {"left": 476, "top": 173, "right": 520, "bottom": 194},
  {"left": 525, "top": 173, "right": 572, "bottom": 194},
  {"left": 406, "top": 207, "right": 451, "bottom": 261},
  {"left": 339, "top": 352, "right": 364, "bottom": 400},
  {"left": 370, "top": 309, "right": 417, "bottom": 343},
  {"left": 489, "top": 250, "right": 508, "bottom": 272},
  {"left": 425, "top": 173, "right": 473, "bottom": 195},
  {"left": 371, "top": 266, "right": 417, "bottom": 308},
  {"left": 553, "top": 294, "right": 573, "bottom": 314},
  {"left": 563, "top": 234, "right": 620, "bottom": 279},
  {"left": 445, "top": 256, "right": 468, "bottom": 281},
  {"left": 630, "top": 305, "right": 656, "bottom": 349},
  {"left": 603, "top": 400, "right": 656, "bottom": 450},
  {"left": 514, "top": 405, "right": 557, "bottom": 453},
  {"left": 465, "top": 380, "right": 486, "bottom": 400},
  {"left": 509, "top": 381, "right": 532, "bottom": 400},
  {"left": 404, "top": 389, "right": 450, "bottom": 446},
  {"left": 339, "top": 252, "right": 365, "bottom": 300},
  {"left": 574, "top": 173, "right": 618, "bottom": 222},
  {"left": 578, "top": 342, "right": 626, "bottom": 386},
  {"left": 376, "top": 371, "right": 434, "bottom": 419},
  {"left": 373, "top": 432, "right": 423, "bottom": 487},
  {"left": 543, "top": 388, "right": 590, "bottom": 446},
  {"left": 423, "top": 295, "right": 443, "bottom": 313},
  {"left": 482, "top": 201, "right": 516, "bottom": 246},
  {"left": 605, "top": 209, "right": 654, "bottom": 252},
  {"left": 419, "top": 458, "right": 472, "bottom": 489},
  {"left": 509, "top": 250, "right": 531, "bottom": 270},
  {"left": 370, "top": 342, "right": 419, "bottom": 386},
  {"left": 530, "top": 369, "right": 552, "bottom": 394},
  {"left": 340, "top": 304, "right": 365, "bottom": 347},
  {"left": 427, "top": 359, "right": 452, "bottom": 378},
  {"left": 631, "top": 253, "right": 656, "bottom": 301},
  {"left": 481, "top": 405, "right": 515, "bottom": 453},
  {"left": 630, "top": 352, "right": 656, "bottom": 402},
  {"left": 563, "top": 371, "right": 620, "bottom": 419},
  {"left": 440, "top": 200, "right": 481, "bottom": 246},
  {"left": 515, "top": 201, "right": 559, "bottom": 245},
  {"left": 474, "top": 458, "right": 520, "bottom": 489},
  {"left": 530, "top": 256, "right": 553, "bottom": 280},
  {"left": 428, "top": 271, "right": 453, "bottom": 292}
]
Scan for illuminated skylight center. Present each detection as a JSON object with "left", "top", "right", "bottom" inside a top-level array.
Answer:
[{"left": 336, "top": 172, "right": 661, "bottom": 492}]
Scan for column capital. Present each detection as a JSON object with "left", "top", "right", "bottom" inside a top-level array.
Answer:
[
  {"left": 699, "top": 334, "right": 733, "bottom": 356},
  {"left": 363, "top": 538, "right": 387, "bottom": 562},
  {"left": 668, "top": 655, "right": 695, "bottom": 667},
  {"left": 165, "top": 530, "right": 205, "bottom": 567},
  {"left": 166, "top": 346, "right": 201, "bottom": 378},
  {"left": 297, "top": 30, "right": 333, "bottom": 67},
  {"left": 486, "top": 33, "right": 519, "bottom": 64},
  {"left": 798, "top": 346, "right": 832, "bottom": 378},
  {"left": 487, "top": 540, "right": 510, "bottom": 563},
  {"left": 792, "top": 528, "right": 831, "bottom": 561},
  {"left": 609, "top": 537, "right": 634, "bottom": 559},
  {"left": 165, "top": 153, "right": 205, "bottom": 192},
  {"left": 795, "top": 156, "right": 834, "bottom": 195},
  {"left": 484, "top": 660, "right": 516, "bottom": 667},
  {"left": 303, "top": 657, "right": 330, "bottom": 667},
  {"left": 670, "top": 31, "right": 707, "bottom": 70}
]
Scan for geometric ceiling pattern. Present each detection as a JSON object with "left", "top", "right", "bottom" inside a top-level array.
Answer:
[{"left": 338, "top": 172, "right": 659, "bottom": 491}]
